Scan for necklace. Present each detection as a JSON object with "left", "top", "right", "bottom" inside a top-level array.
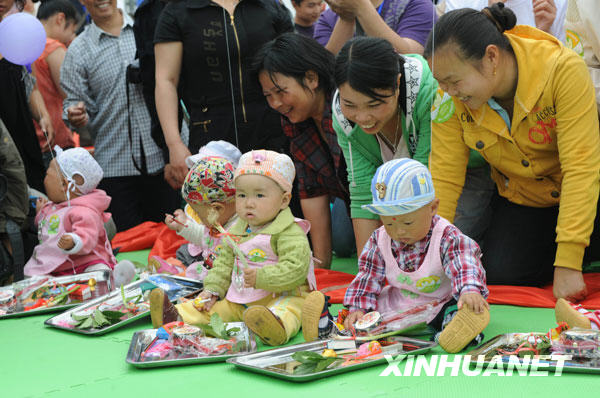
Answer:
[{"left": 377, "top": 108, "right": 401, "bottom": 154}]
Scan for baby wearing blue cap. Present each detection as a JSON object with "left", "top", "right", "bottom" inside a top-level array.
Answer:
[{"left": 343, "top": 158, "right": 491, "bottom": 353}]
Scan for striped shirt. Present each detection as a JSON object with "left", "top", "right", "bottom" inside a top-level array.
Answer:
[
  {"left": 344, "top": 215, "right": 488, "bottom": 312},
  {"left": 61, "top": 10, "right": 164, "bottom": 177}
]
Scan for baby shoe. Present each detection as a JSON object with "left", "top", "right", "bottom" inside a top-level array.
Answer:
[
  {"left": 301, "top": 291, "right": 334, "bottom": 342},
  {"left": 438, "top": 306, "right": 490, "bottom": 353},
  {"left": 244, "top": 305, "right": 287, "bottom": 346},
  {"left": 149, "top": 288, "right": 179, "bottom": 328},
  {"left": 555, "top": 298, "right": 600, "bottom": 330}
]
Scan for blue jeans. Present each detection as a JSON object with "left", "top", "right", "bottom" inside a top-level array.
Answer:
[
  {"left": 454, "top": 165, "right": 496, "bottom": 243},
  {"left": 331, "top": 197, "right": 356, "bottom": 257}
]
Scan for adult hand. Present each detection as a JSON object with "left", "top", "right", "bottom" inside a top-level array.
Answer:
[
  {"left": 38, "top": 115, "right": 55, "bottom": 151},
  {"left": 457, "top": 292, "right": 490, "bottom": 314},
  {"left": 167, "top": 142, "right": 192, "bottom": 189},
  {"left": 343, "top": 309, "right": 365, "bottom": 330},
  {"left": 57, "top": 234, "right": 75, "bottom": 250},
  {"left": 243, "top": 268, "right": 257, "bottom": 288},
  {"left": 67, "top": 101, "right": 89, "bottom": 128},
  {"left": 553, "top": 266, "right": 588, "bottom": 302},
  {"left": 533, "top": 0, "right": 557, "bottom": 33},
  {"left": 326, "top": 0, "right": 357, "bottom": 21},
  {"left": 36, "top": 197, "right": 48, "bottom": 215},
  {"left": 196, "top": 290, "right": 218, "bottom": 312},
  {"left": 164, "top": 164, "right": 179, "bottom": 190}
]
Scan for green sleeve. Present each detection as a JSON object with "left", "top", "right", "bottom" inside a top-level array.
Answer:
[
  {"left": 333, "top": 116, "right": 380, "bottom": 220},
  {"left": 410, "top": 55, "right": 436, "bottom": 168},
  {"left": 203, "top": 244, "right": 235, "bottom": 298},
  {"left": 254, "top": 223, "right": 311, "bottom": 292}
]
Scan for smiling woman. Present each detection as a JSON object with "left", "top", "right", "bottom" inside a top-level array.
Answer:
[
  {"left": 332, "top": 37, "right": 437, "bottom": 251},
  {"left": 424, "top": 3, "right": 600, "bottom": 301},
  {"left": 253, "top": 33, "right": 355, "bottom": 268}
]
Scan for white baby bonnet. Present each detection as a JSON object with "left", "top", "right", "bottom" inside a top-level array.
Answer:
[
  {"left": 185, "top": 140, "right": 242, "bottom": 169},
  {"left": 54, "top": 146, "right": 103, "bottom": 195}
]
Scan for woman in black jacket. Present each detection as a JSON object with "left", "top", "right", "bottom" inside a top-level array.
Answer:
[{"left": 154, "top": 0, "right": 293, "bottom": 188}]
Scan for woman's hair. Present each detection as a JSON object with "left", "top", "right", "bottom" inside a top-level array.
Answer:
[
  {"left": 14, "top": 0, "right": 25, "bottom": 11},
  {"left": 34, "top": 0, "right": 81, "bottom": 25},
  {"left": 424, "top": 3, "right": 516, "bottom": 61},
  {"left": 252, "top": 32, "right": 336, "bottom": 95},
  {"left": 334, "top": 36, "right": 403, "bottom": 102}
]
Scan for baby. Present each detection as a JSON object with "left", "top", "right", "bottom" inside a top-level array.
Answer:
[
  {"left": 24, "top": 147, "right": 131, "bottom": 282},
  {"left": 307, "top": 158, "right": 490, "bottom": 352},
  {"left": 161, "top": 146, "right": 240, "bottom": 279},
  {"left": 151, "top": 150, "right": 319, "bottom": 346}
]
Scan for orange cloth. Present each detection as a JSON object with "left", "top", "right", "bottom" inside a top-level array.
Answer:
[{"left": 32, "top": 38, "right": 75, "bottom": 151}]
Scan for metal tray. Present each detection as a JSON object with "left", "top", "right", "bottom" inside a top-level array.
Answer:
[
  {"left": 126, "top": 322, "right": 257, "bottom": 368},
  {"left": 467, "top": 333, "right": 600, "bottom": 374},
  {"left": 0, "top": 271, "right": 112, "bottom": 319},
  {"left": 44, "top": 275, "right": 202, "bottom": 335},
  {"left": 227, "top": 336, "right": 437, "bottom": 382}
]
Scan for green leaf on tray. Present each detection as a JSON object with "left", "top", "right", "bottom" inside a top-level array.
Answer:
[
  {"left": 292, "top": 362, "right": 317, "bottom": 375},
  {"left": 292, "top": 351, "right": 326, "bottom": 363},
  {"left": 78, "top": 316, "right": 94, "bottom": 329},
  {"left": 71, "top": 309, "right": 126, "bottom": 330},
  {"left": 197, "top": 313, "right": 239, "bottom": 339},
  {"left": 314, "top": 357, "right": 338, "bottom": 372},
  {"left": 291, "top": 351, "right": 342, "bottom": 374},
  {"left": 211, "top": 313, "right": 226, "bottom": 338},
  {"left": 102, "top": 311, "right": 125, "bottom": 322}
]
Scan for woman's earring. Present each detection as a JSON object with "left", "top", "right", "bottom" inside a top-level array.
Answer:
[{"left": 493, "top": 66, "right": 497, "bottom": 76}]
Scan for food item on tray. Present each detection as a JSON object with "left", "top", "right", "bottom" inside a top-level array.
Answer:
[
  {"left": 139, "top": 318, "right": 250, "bottom": 362},
  {"left": 552, "top": 329, "right": 600, "bottom": 359},
  {"left": 0, "top": 276, "right": 106, "bottom": 316},
  {"left": 489, "top": 333, "right": 552, "bottom": 358}
]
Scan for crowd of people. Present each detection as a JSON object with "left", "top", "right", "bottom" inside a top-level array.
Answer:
[{"left": 1, "top": 0, "right": 600, "bottom": 350}]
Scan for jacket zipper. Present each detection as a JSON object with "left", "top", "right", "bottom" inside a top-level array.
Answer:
[{"left": 229, "top": 13, "right": 247, "bottom": 122}]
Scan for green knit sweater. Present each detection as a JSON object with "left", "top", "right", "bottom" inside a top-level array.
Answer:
[{"left": 203, "top": 208, "right": 311, "bottom": 298}]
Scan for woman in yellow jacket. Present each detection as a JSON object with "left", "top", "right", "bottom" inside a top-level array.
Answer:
[{"left": 424, "top": 3, "right": 600, "bottom": 302}]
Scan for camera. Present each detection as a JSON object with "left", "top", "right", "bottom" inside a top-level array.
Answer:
[{"left": 126, "top": 61, "right": 143, "bottom": 85}]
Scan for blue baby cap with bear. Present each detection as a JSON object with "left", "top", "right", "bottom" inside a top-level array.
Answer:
[{"left": 362, "top": 158, "right": 435, "bottom": 216}]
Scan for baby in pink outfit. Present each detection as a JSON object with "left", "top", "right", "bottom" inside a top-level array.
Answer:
[{"left": 24, "top": 147, "right": 132, "bottom": 284}]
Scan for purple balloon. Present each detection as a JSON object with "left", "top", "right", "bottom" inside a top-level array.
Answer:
[{"left": 0, "top": 13, "right": 46, "bottom": 66}]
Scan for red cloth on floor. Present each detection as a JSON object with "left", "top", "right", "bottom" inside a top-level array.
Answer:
[
  {"left": 111, "top": 221, "right": 165, "bottom": 252},
  {"left": 313, "top": 270, "right": 600, "bottom": 309},
  {"left": 112, "top": 223, "right": 600, "bottom": 309},
  {"left": 487, "top": 273, "right": 600, "bottom": 309},
  {"left": 111, "top": 221, "right": 186, "bottom": 260},
  {"left": 314, "top": 268, "right": 356, "bottom": 304},
  {"left": 148, "top": 227, "right": 186, "bottom": 261}
]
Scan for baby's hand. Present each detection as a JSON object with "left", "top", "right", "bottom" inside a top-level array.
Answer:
[
  {"left": 343, "top": 310, "right": 366, "bottom": 330},
  {"left": 36, "top": 197, "right": 48, "bottom": 215},
  {"left": 164, "top": 209, "right": 187, "bottom": 232},
  {"left": 457, "top": 292, "right": 489, "bottom": 314},
  {"left": 57, "top": 234, "right": 75, "bottom": 250},
  {"left": 195, "top": 290, "right": 218, "bottom": 312},
  {"left": 243, "top": 268, "right": 257, "bottom": 288}
]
